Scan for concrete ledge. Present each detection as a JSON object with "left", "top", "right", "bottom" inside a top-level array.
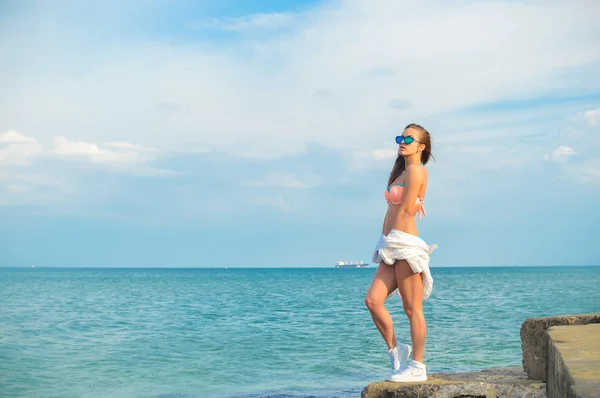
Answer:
[
  {"left": 520, "top": 313, "right": 600, "bottom": 381},
  {"left": 547, "top": 324, "right": 600, "bottom": 398},
  {"left": 361, "top": 367, "right": 546, "bottom": 398}
]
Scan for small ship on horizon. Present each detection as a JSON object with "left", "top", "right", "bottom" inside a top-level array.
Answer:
[{"left": 335, "top": 260, "right": 369, "bottom": 268}]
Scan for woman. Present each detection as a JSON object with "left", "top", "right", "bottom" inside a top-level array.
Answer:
[{"left": 364, "top": 123, "right": 438, "bottom": 382}]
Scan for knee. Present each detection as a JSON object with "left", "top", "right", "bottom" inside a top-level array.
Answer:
[
  {"left": 402, "top": 302, "right": 423, "bottom": 318},
  {"left": 364, "top": 295, "right": 383, "bottom": 312}
]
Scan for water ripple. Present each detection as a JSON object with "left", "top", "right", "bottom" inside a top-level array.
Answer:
[{"left": 1, "top": 266, "right": 598, "bottom": 397}]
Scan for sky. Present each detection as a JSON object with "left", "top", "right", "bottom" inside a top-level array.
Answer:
[{"left": 1, "top": 0, "right": 600, "bottom": 267}]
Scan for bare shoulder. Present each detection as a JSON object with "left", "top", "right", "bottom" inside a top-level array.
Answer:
[{"left": 406, "top": 163, "right": 427, "bottom": 180}]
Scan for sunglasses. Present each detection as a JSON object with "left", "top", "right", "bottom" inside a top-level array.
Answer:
[{"left": 395, "top": 135, "right": 420, "bottom": 145}]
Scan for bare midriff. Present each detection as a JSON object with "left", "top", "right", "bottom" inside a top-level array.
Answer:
[{"left": 382, "top": 203, "right": 419, "bottom": 237}]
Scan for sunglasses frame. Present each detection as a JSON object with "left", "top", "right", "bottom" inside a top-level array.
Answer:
[{"left": 395, "top": 135, "right": 421, "bottom": 145}]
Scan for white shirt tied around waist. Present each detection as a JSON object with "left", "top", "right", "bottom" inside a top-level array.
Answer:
[{"left": 372, "top": 229, "right": 438, "bottom": 300}]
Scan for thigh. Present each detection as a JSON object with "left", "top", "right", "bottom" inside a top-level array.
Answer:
[
  {"left": 394, "top": 260, "right": 424, "bottom": 308},
  {"left": 366, "top": 262, "right": 398, "bottom": 304}
]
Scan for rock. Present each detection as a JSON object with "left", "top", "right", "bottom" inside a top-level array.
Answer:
[
  {"left": 547, "top": 324, "right": 600, "bottom": 398},
  {"left": 520, "top": 313, "right": 600, "bottom": 381},
  {"left": 361, "top": 367, "right": 546, "bottom": 398}
]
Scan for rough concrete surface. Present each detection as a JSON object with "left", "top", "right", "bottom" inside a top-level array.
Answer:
[
  {"left": 361, "top": 367, "right": 546, "bottom": 398},
  {"left": 547, "top": 324, "right": 600, "bottom": 398},
  {"left": 520, "top": 313, "right": 600, "bottom": 381}
]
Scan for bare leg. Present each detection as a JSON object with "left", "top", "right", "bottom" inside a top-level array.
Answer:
[
  {"left": 364, "top": 262, "right": 398, "bottom": 349},
  {"left": 394, "top": 260, "right": 426, "bottom": 362}
]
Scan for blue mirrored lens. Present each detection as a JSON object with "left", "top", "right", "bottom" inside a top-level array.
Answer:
[{"left": 396, "top": 136, "right": 414, "bottom": 144}]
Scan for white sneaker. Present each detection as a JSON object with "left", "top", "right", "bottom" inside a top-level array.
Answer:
[
  {"left": 386, "top": 343, "right": 412, "bottom": 372},
  {"left": 390, "top": 359, "right": 427, "bottom": 382}
]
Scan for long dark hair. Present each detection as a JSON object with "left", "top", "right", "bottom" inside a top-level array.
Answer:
[{"left": 387, "top": 123, "right": 433, "bottom": 186}]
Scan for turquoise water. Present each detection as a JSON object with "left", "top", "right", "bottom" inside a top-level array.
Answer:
[{"left": 1, "top": 266, "right": 599, "bottom": 398}]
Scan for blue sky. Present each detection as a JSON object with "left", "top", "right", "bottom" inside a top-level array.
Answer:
[{"left": 1, "top": 0, "right": 600, "bottom": 267}]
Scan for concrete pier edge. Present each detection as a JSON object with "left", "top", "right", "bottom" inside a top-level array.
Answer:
[
  {"left": 521, "top": 313, "right": 600, "bottom": 381},
  {"left": 361, "top": 313, "right": 600, "bottom": 398},
  {"left": 547, "top": 323, "right": 600, "bottom": 398}
]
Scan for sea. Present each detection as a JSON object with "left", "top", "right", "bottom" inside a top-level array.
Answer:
[{"left": 1, "top": 266, "right": 599, "bottom": 398}]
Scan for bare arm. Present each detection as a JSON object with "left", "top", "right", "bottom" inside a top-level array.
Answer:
[{"left": 395, "top": 164, "right": 424, "bottom": 231}]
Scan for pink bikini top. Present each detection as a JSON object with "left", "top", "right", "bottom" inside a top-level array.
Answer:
[{"left": 384, "top": 183, "right": 427, "bottom": 220}]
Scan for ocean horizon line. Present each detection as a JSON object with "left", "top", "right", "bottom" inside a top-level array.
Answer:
[{"left": 2, "top": 264, "right": 599, "bottom": 269}]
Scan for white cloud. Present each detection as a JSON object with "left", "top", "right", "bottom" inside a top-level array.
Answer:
[
  {"left": 0, "top": 130, "right": 43, "bottom": 165},
  {"left": 544, "top": 146, "right": 577, "bottom": 161},
  {"left": 575, "top": 109, "right": 600, "bottom": 126},
  {"left": 0, "top": 130, "right": 175, "bottom": 205},
  {"left": 104, "top": 142, "right": 159, "bottom": 152},
  {"left": 2, "top": 1, "right": 600, "bottom": 214},
  {"left": 52, "top": 136, "right": 158, "bottom": 164},
  {"left": 247, "top": 195, "right": 287, "bottom": 210},
  {"left": 0, "top": 130, "right": 38, "bottom": 143},
  {"left": 50, "top": 136, "right": 178, "bottom": 177},
  {"left": 561, "top": 158, "right": 600, "bottom": 185},
  {"left": 0, "top": 130, "right": 166, "bottom": 169},
  {"left": 125, "top": 167, "right": 179, "bottom": 177},
  {"left": 371, "top": 149, "right": 398, "bottom": 161},
  {"left": 7, "top": 185, "right": 27, "bottom": 191},
  {"left": 340, "top": 149, "right": 392, "bottom": 172},
  {"left": 583, "top": 162, "right": 600, "bottom": 179},
  {"left": 243, "top": 173, "right": 311, "bottom": 189},
  {"left": 1, "top": 0, "right": 599, "bottom": 159},
  {"left": 347, "top": 149, "right": 398, "bottom": 171},
  {"left": 0, "top": 169, "right": 73, "bottom": 206},
  {"left": 553, "top": 108, "right": 600, "bottom": 184},
  {"left": 193, "top": 12, "right": 295, "bottom": 31},
  {"left": 521, "top": 106, "right": 600, "bottom": 187}
]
